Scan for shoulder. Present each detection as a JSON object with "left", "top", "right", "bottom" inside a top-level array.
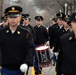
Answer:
[
  {"left": 52, "top": 23, "right": 58, "bottom": 28},
  {"left": 34, "top": 25, "right": 37, "bottom": 28},
  {"left": 28, "top": 24, "right": 34, "bottom": 29},
  {"left": 19, "top": 25, "right": 30, "bottom": 33},
  {"left": 49, "top": 23, "right": 58, "bottom": 30},
  {"left": 60, "top": 32, "right": 72, "bottom": 41},
  {"left": 41, "top": 25, "right": 46, "bottom": 29},
  {"left": 0, "top": 26, "right": 8, "bottom": 31}
]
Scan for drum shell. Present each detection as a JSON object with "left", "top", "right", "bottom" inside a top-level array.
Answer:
[{"left": 36, "top": 46, "right": 52, "bottom": 63}]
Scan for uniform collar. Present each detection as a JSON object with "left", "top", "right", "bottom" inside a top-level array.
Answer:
[
  {"left": 6, "top": 26, "right": 21, "bottom": 35},
  {"left": 36, "top": 25, "right": 42, "bottom": 28}
]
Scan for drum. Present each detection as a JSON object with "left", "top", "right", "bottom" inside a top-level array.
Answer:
[{"left": 36, "top": 45, "right": 53, "bottom": 64}]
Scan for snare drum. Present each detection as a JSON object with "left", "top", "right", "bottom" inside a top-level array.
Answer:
[{"left": 36, "top": 45, "right": 52, "bottom": 64}]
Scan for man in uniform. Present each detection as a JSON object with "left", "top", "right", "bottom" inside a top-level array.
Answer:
[
  {"left": 21, "top": 14, "right": 35, "bottom": 40},
  {"left": 56, "top": 12, "right": 76, "bottom": 75},
  {"left": 53, "top": 15, "right": 71, "bottom": 52},
  {"left": 49, "top": 12, "right": 65, "bottom": 48},
  {"left": 48, "top": 12, "right": 65, "bottom": 65},
  {"left": 34, "top": 16, "right": 48, "bottom": 75},
  {"left": 0, "top": 6, "right": 34, "bottom": 75},
  {"left": 0, "top": 16, "right": 8, "bottom": 28}
]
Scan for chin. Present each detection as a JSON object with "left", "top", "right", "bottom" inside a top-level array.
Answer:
[{"left": 11, "top": 24, "right": 18, "bottom": 27}]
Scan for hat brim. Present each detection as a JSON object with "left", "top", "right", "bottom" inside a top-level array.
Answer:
[
  {"left": 64, "top": 19, "right": 69, "bottom": 22},
  {"left": 8, "top": 14, "right": 20, "bottom": 18},
  {"left": 35, "top": 19, "right": 43, "bottom": 21},
  {"left": 58, "top": 18, "right": 63, "bottom": 20}
]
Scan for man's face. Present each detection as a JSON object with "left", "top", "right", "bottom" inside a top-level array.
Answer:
[
  {"left": 2, "top": 20, "right": 8, "bottom": 26},
  {"left": 71, "top": 21, "right": 76, "bottom": 32},
  {"left": 57, "top": 18, "right": 63, "bottom": 25},
  {"left": 63, "top": 21, "right": 69, "bottom": 28},
  {"left": 36, "top": 20, "right": 43, "bottom": 26},
  {"left": 7, "top": 15, "right": 21, "bottom": 27},
  {"left": 23, "top": 18, "right": 30, "bottom": 25}
]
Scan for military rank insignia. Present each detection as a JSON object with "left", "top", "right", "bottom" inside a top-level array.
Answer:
[
  {"left": 17, "top": 31, "right": 20, "bottom": 34},
  {"left": 6, "top": 30, "right": 9, "bottom": 33},
  {"left": 69, "top": 36, "right": 72, "bottom": 40}
]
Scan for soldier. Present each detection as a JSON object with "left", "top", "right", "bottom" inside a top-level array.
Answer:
[
  {"left": 48, "top": 12, "right": 65, "bottom": 48},
  {"left": 48, "top": 12, "right": 65, "bottom": 65},
  {"left": 56, "top": 12, "right": 76, "bottom": 75},
  {"left": 0, "top": 6, "right": 34, "bottom": 75},
  {"left": 0, "top": 16, "right": 8, "bottom": 28},
  {"left": 34, "top": 16, "right": 48, "bottom": 75},
  {"left": 53, "top": 15, "right": 71, "bottom": 52},
  {"left": 34, "top": 16, "right": 48, "bottom": 45},
  {"left": 21, "top": 14, "right": 35, "bottom": 40}
]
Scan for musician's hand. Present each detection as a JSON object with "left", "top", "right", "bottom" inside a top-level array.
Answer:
[
  {"left": 20, "top": 63, "right": 28, "bottom": 73},
  {"left": 45, "top": 41, "right": 49, "bottom": 46}
]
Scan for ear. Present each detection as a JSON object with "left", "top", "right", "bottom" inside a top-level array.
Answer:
[{"left": 19, "top": 15, "right": 22, "bottom": 22}]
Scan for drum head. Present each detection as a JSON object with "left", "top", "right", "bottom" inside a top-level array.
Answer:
[{"left": 36, "top": 46, "right": 49, "bottom": 51}]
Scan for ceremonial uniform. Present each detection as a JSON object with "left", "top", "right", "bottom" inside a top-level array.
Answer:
[
  {"left": 21, "top": 14, "right": 35, "bottom": 40},
  {"left": 49, "top": 12, "right": 65, "bottom": 48},
  {"left": 34, "top": 25, "right": 48, "bottom": 45},
  {"left": 48, "top": 23, "right": 60, "bottom": 48},
  {"left": 0, "top": 6, "right": 34, "bottom": 75},
  {"left": 53, "top": 15, "right": 70, "bottom": 52},
  {"left": 1, "top": 26, "right": 34, "bottom": 69},
  {"left": 57, "top": 12, "right": 76, "bottom": 75},
  {"left": 56, "top": 32, "right": 76, "bottom": 75},
  {"left": 34, "top": 16, "right": 48, "bottom": 75},
  {"left": 49, "top": 12, "right": 65, "bottom": 66}
]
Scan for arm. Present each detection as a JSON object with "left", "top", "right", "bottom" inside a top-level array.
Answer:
[{"left": 24, "top": 32, "right": 34, "bottom": 66}]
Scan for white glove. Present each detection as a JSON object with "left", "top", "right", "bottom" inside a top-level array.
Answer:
[
  {"left": 45, "top": 41, "right": 49, "bottom": 46},
  {"left": 20, "top": 63, "right": 28, "bottom": 73}
]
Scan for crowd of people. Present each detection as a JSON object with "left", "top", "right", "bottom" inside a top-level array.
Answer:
[{"left": 0, "top": 5, "right": 76, "bottom": 75}]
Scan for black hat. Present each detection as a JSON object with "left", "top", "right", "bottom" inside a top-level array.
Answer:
[
  {"left": 63, "top": 15, "right": 70, "bottom": 22},
  {"left": 1, "top": 16, "right": 7, "bottom": 20},
  {"left": 22, "top": 14, "right": 31, "bottom": 21},
  {"left": 35, "top": 16, "right": 44, "bottom": 21},
  {"left": 69, "top": 12, "right": 76, "bottom": 23},
  {"left": 56, "top": 12, "right": 65, "bottom": 20},
  {"left": 22, "top": 14, "right": 29, "bottom": 18},
  {"left": 52, "top": 17, "right": 58, "bottom": 22},
  {"left": 5, "top": 6, "right": 22, "bottom": 17}
]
